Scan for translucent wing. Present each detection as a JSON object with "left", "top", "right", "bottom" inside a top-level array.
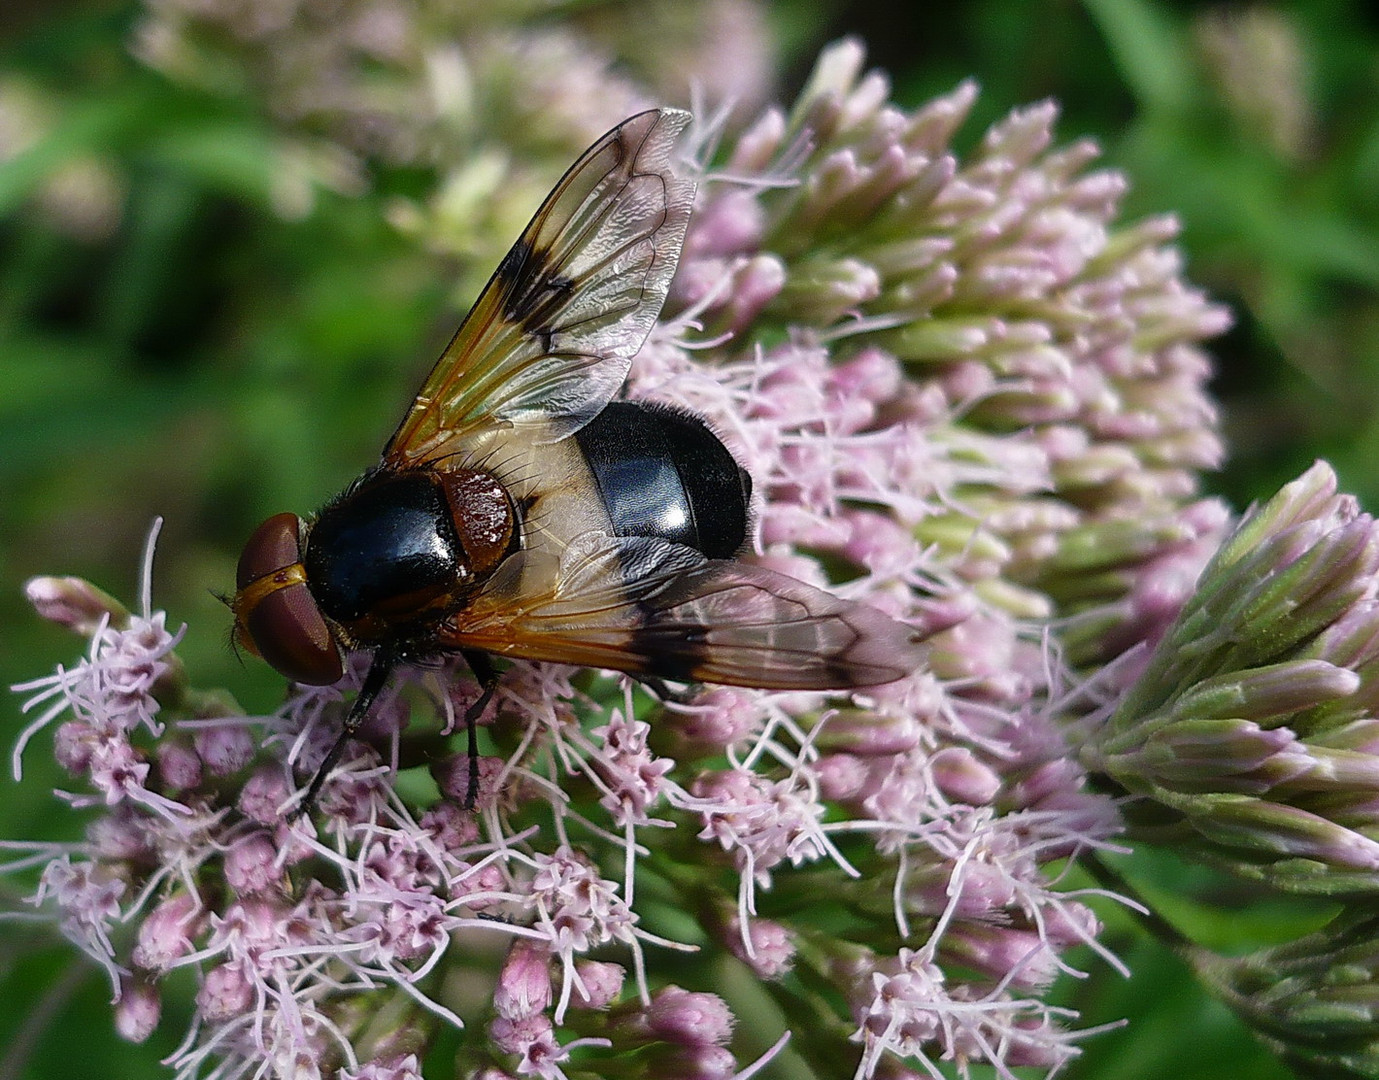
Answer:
[
  {"left": 438, "top": 533, "right": 923, "bottom": 690},
  {"left": 385, "top": 109, "right": 696, "bottom": 465}
]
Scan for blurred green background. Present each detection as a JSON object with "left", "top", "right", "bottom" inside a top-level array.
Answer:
[{"left": 5, "top": 0, "right": 1378, "bottom": 1077}]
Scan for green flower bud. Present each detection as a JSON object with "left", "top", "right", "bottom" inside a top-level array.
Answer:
[{"left": 1207, "top": 911, "right": 1379, "bottom": 1079}]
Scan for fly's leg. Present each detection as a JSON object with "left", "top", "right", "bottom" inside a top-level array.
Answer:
[
  {"left": 296, "top": 647, "right": 499, "bottom": 819},
  {"left": 295, "top": 648, "right": 397, "bottom": 819},
  {"left": 458, "top": 649, "right": 499, "bottom": 810}
]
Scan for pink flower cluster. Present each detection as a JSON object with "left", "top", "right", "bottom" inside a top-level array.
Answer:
[{"left": 4, "top": 38, "right": 1240, "bottom": 1080}]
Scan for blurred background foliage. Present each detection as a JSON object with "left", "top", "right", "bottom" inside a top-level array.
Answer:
[{"left": 3, "top": 0, "right": 1377, "bottom": 1077}]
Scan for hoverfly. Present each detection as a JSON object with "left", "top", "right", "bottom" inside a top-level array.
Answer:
[{"left": 231, "top": 109, "right": 923, "bottom": 815}]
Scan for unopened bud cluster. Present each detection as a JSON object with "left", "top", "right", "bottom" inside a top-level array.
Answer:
[{"left": 1087, "top": 462, "right": 1379, "bottom": 892}]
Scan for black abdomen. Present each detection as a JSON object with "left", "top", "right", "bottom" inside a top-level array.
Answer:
[
  {"left": 574, "top": 401, "right": 751, "bottom": 559},
  {"left": 305, "top": 471, "right": 461, "bottom": 625}
]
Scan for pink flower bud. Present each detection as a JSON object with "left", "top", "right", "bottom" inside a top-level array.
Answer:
[
  {"left": 655, "top": 1044, "right": 737, "bottom": 1080},
  {"left": 1039, "top": 898, "right": 1102, "bottom": 948},
  {"left": 158, "top": 741, "right": 203, "bottom": 791},
  {"left": 684, "top": 189, "right": 764, "bottom": 257},
  {"left": 494, "top": 939, "right": 553, "bottom": 1020},
  {"left": 670, "top": 254, "right": 734, "bottom": 310},
  {"left": 451, "top": 860, "right": 508, "bottom": 911},
  {"left": 1007, "top": 759, "right": 1085, "bottom": 811},
  {"left": 842, "top": 512, "right": 922, "bottom": 579},
  {"left": 133, "top": 891, "right": 201, "bottom": 971},
  {"left": 644, "top": 986, "right": 734, "bottom": 1047},
  {"left": 827, "top": 347, "right": 902, "bottom": 404},
  {"left": 194, "top": 724, "right": 255, "bottom": 776},
  {"left": 87, "top": 809, "right": 151, "bottom": 860},
  {"left": 726, "top": 106, "right": 785, "bottom": 173},
  {"left": 197, "top": 962, "right": 254, "bottom": 1022},
  {"left": 419, "top": 800, "right": 480, "bottom": 850},
  {"left": 815, "top": 752, "right": 871, "bottom": 802},
  {"left": 569, "top": 960, "right": 625, "bottom": 1010},
  {"left": 666, "top": 687, "right": 761, "bottom": 750},
  {"left": 224, "top": 832, "right": 280, "bottom": 896},
  {"left": 758, "top": 503, "right": 853, "bottom": 548},
  {"left": 24, "top": 575, "right": 127, "bottom": 635},
  {"left": 340, "top": 1055, "right": 425, "bottom": 1080},
  {"left": 433, "top": 752, "right": 504, "bottom": 807},
  {"left": 115, "top": 977, "right": 161, "bottom": 1043},
  {"left": 930, "top": 747, "right": 1002, "bottom": 805},
  {"left": 726, "top": 916, "right": 795, "bottom": 979},
  {"left": 53, "top": 721, "right": 95, "bottom": 774},
  {"left": 722, "top": 254, "right": 786, "bottom": 333},
  {"left": 489, "top": 1013, "right": 558, "bottom": 1064},
  {"left": 817, "top": 708, "right": 923, "bottom": 757},
  {"left": 238, "top": 765, "right": 292, "bottom": 824}
]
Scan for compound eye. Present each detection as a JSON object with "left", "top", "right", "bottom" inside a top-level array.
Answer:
[
  {"left": 234, "top": 514, "right": 344, "bottom": 686},
  {"left": 244, "top": 581, "right": 344, "bottom": 686},
  {"left": 238, "top": 513, "right": 304, "bottom": 589}
]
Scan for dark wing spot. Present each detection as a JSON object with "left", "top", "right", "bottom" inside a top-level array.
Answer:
[
  {"left": 498, "top": 237, "right": 576, "bottom": 346},
  {"left": 495, "top": 237, "right": 536, "bottom": 313},
  {"left": 626, "top": 619, "right": 710, "bottom": 682}
]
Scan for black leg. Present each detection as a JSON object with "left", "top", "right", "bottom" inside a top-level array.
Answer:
[
  {"left": 459, "top": 649, "right": 499, "bottom": 810},
  {"left": 639, "top": 675, "right": 678, "bottom": 703},
  {"left": 296, "top": 649, "right": 397, "bottom": 819}
]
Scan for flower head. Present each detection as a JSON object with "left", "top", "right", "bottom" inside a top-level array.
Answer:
[{"left": 3, "top": 35, "right": 1241, "bottom": 1080}]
